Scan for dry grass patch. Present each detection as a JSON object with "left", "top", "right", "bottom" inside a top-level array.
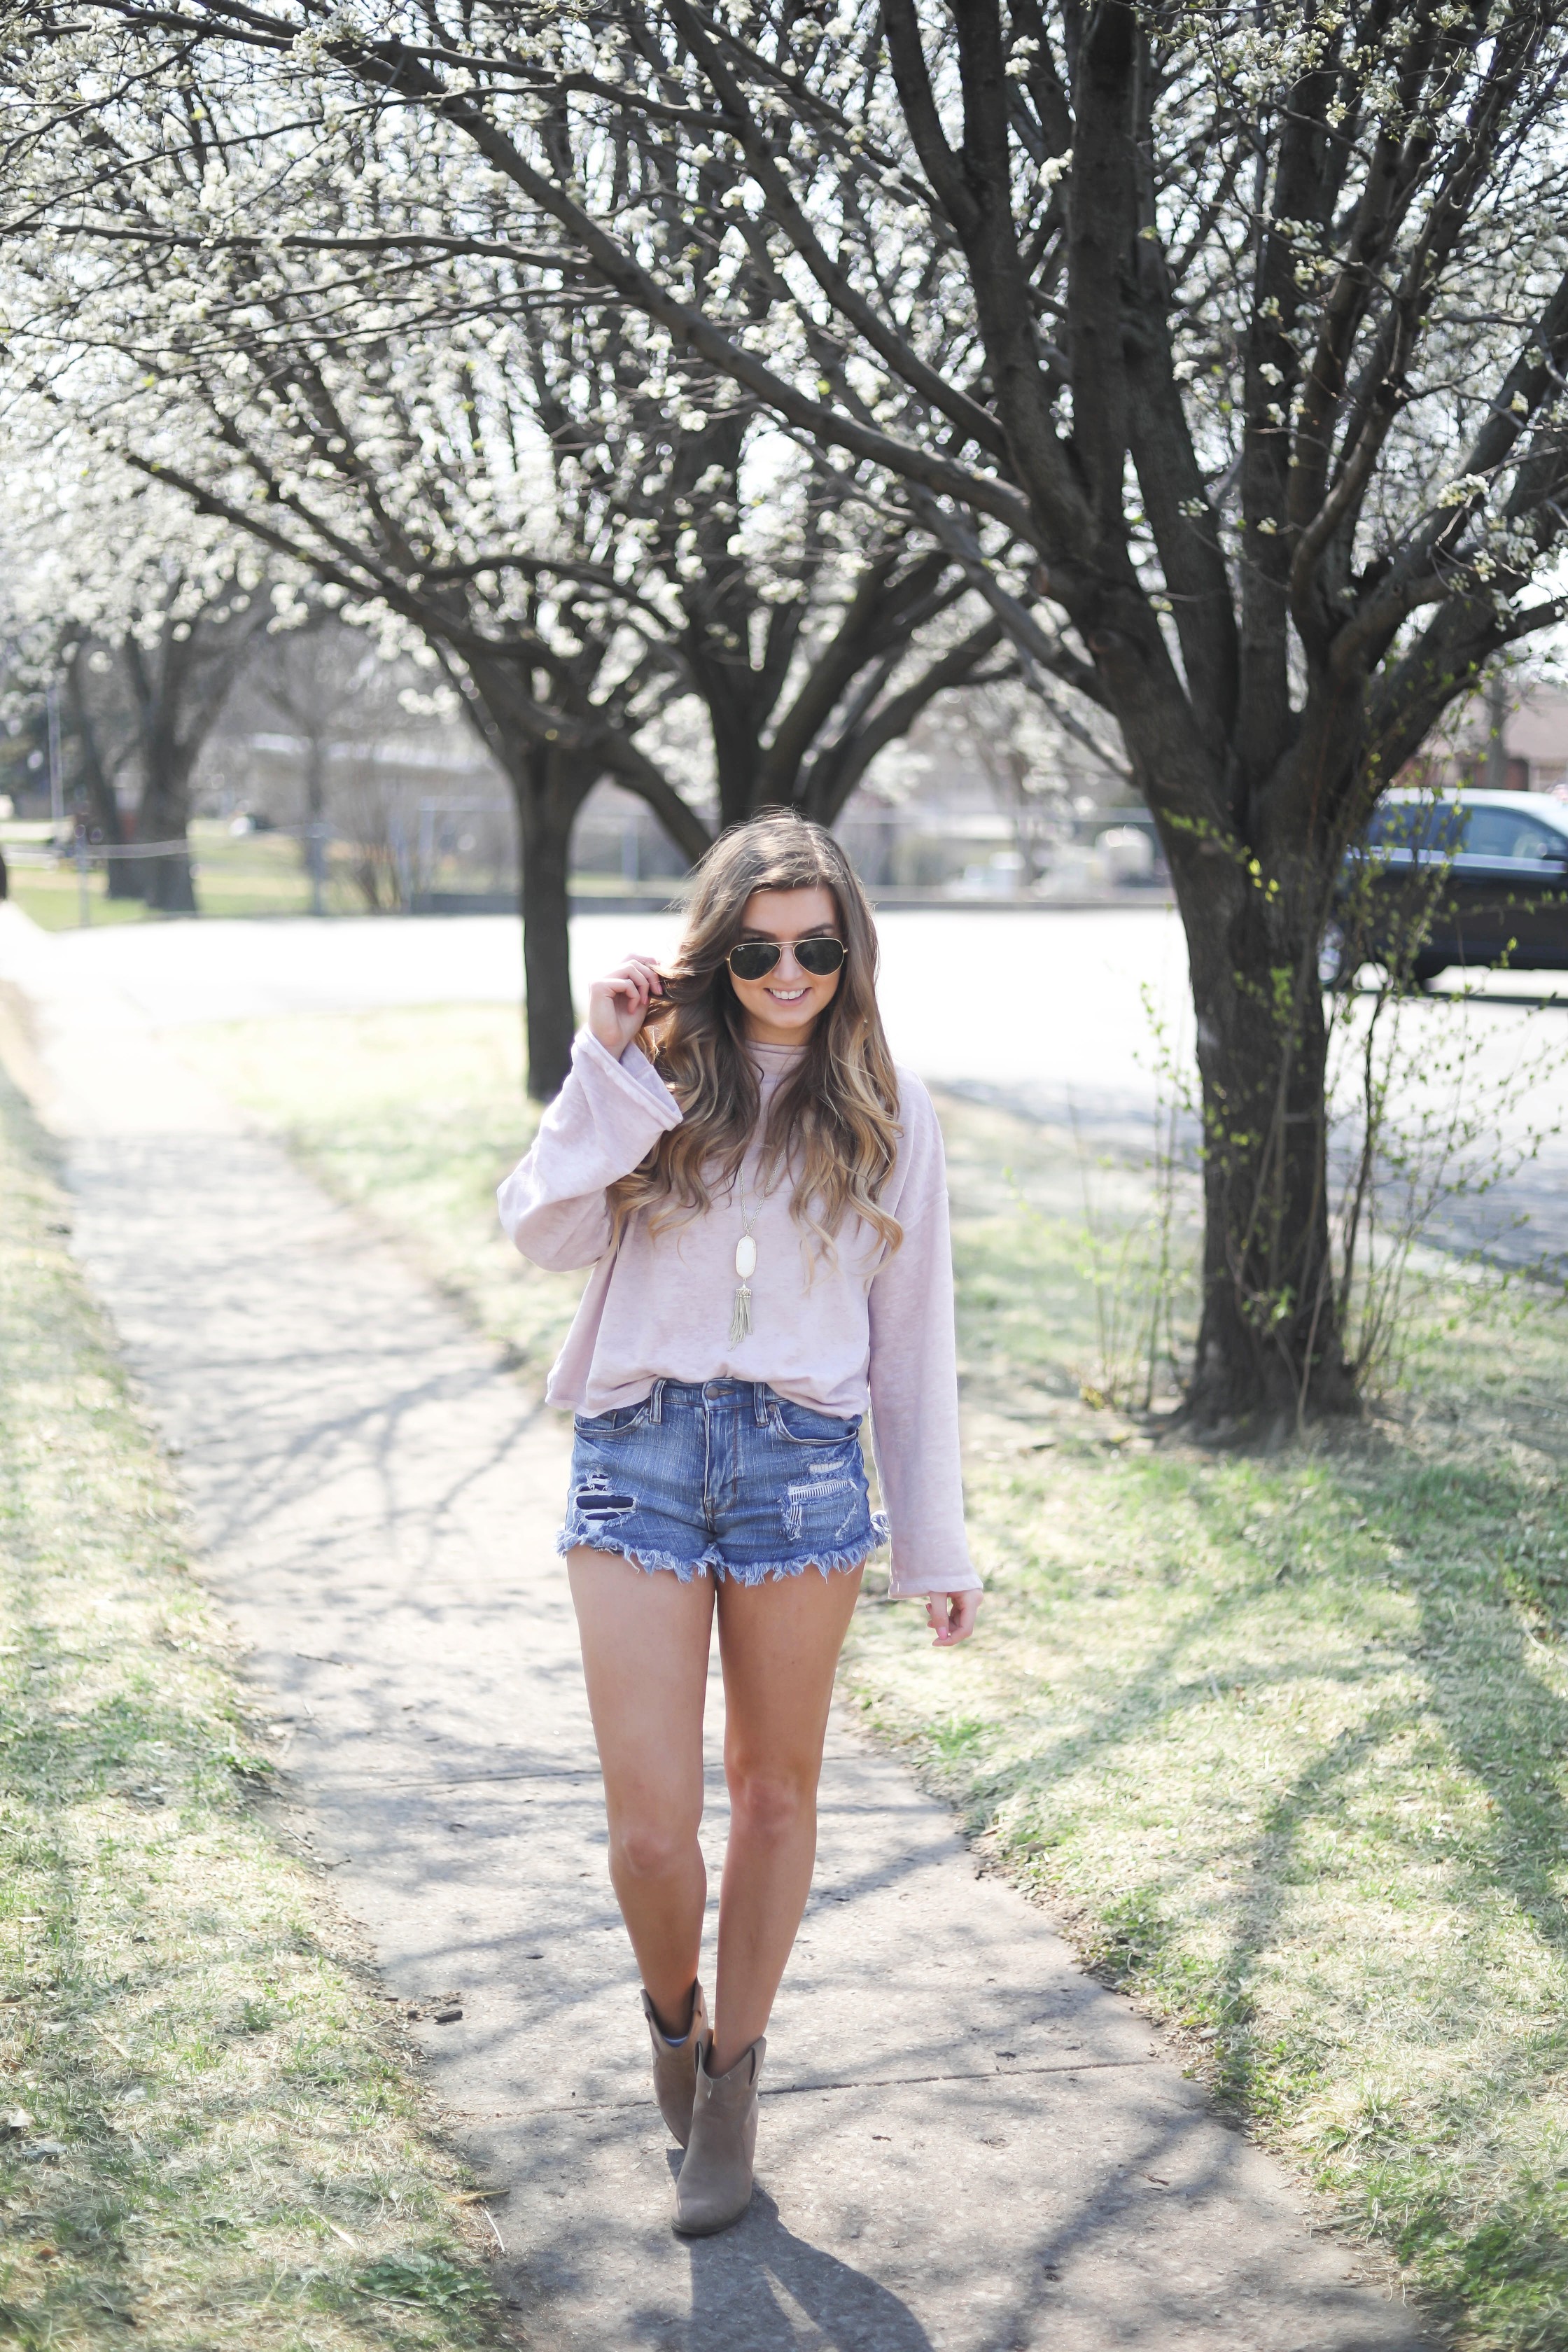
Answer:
[
  {"left": 172, "top": 1009, "right": 573, "bottom": 1390},
  {"left": 853, "top": 1095, "right": 1568, "bottom": 2352},
  {"left": 0, "top": 1068, "right": 510, "bottom": 2351},
  {"left": 172, "top": 1004, "right": 1568, "bottom": 2349}
]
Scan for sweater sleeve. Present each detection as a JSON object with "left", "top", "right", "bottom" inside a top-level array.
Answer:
[
  {"left": 866, "top": 1080, "right": 981, "bottom": 1598},
  {"left": 497, "top": 1030, "right": 682, "bottom": 1271}
]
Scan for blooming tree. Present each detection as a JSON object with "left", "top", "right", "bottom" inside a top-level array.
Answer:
[
  {"left": 230, "top": 616, "right": 421, "bottom": 912},
  {"left": 4, "top": 48, "right": 1007, "bottom": 1086},
  {"left": 920, "top": 673, "right": 1130, "bottom": 883},
  {"left": 51, "top": 0, "right": 1568, "bottom": 1427},
  {"left": 1, "top": 455, "right": 276, "bottom": 907}
]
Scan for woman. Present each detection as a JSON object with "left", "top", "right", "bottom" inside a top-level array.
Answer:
[{"left": 498, "top": 812, "right": 980, "bottom": 2236}]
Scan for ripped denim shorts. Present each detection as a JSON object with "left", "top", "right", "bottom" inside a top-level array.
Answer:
[{"left": 558, "top": 1378, "right": 888, "bottom": 1586}]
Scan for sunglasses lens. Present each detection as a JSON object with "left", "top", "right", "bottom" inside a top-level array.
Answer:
[{"left": 727, "top": 939, "right": 846, "bottom": 981}]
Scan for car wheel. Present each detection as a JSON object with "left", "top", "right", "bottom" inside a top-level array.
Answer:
[{"left": 1318, "top": 921, "right": 1356, "bottom": 990}]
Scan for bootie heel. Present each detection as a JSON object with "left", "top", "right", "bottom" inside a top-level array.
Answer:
[
  {"left": 673, "top": 2034, "right": 765, "bottom": 2236},
  {"left": 641, "top": 1980, "right": 709, "bottom": 2148}
]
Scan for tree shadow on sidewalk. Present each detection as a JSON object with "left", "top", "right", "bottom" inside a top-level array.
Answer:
[{"left": 678, "top": 2185, "right": 934, "bottom": 2352}]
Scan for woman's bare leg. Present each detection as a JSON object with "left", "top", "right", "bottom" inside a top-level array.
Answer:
[
  {"left": 566, "top": 1548, "right": 715, "bottom": 2033},
  {"left": 710, "top": 1564, "right": 863, "bottom": 2073}
]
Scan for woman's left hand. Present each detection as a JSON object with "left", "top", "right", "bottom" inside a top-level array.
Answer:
[{"left": 924, "top": 1590, "right": 981, "bottom": 1648}]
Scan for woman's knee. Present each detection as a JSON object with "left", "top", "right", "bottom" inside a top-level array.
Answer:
[
  {"left": 608, "top": 1812, "right": 701, "bottom": 1883},
  {"left": 727, "top": 1765, "right": 815, "bottom": 1846}
]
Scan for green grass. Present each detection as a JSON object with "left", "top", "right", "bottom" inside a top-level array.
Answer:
[
  {"left": 3, "top": 827, "right": 364, "bottom": 930},
  {"left": 869, "top": 1100, "right": 1568, "bottom": 2351},
  {"left": 6, "top": 868, "right": 154, "bottom": 931},
  {"left": 4, "top": 827, "right": 664, "bottom": 931},
  {"left": 169, "top": 1005, "right": 1568, "bottom": 2348},
  {"left": 184, "top": 828, "right": 349, "bottom": 920},
  {"left": 173, "top": 1009, "right": 575, "bottom": 1390},
  {"left": 0, "top": 1068, "right": 512, "bottom": 2350}
]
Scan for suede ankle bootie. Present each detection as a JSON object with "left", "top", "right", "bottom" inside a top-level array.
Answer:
[
  {"left": 673, "top": 2034, "right": 765, "bottom": 2236},
  {"left": 641, "top": 1980, "right": 709, "bottom": 2148}
]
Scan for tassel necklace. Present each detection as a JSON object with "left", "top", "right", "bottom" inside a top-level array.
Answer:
[{"left": 729, "top": 1180, "right": 757, "bottom": 1345}]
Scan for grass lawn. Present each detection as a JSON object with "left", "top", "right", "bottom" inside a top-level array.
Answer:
[
  {"left": 0, "top": 1068, "right": 513, "bottom": 2350},
  {"left": 174, "top": 1005, "right": 1568, "bottom": 2349},
  {"left": 4, "top": 868, "right": 152, "bottom": 932},
  {"left": 2, "top": 828, "right": 363, "bottom": 931}
]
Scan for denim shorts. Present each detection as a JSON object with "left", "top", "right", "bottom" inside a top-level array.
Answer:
[{"left": 558, "top": 1378, "right": 888, "bottom": 1585}]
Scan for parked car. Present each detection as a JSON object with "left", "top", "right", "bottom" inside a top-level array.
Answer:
[{"left": 1320, "top": 788, "right": 1568, "bottom": 987}]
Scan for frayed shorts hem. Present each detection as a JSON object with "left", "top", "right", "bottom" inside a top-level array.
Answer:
[{"left": 556, "top": 1513, "right": 890, "bottom": 1588}]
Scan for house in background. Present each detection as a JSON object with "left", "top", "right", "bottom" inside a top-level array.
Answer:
[
  {"left": 1488, "top": 685, "right": 1568, "bottom": 794},
  {"left": 1406, "top": 680, "right": 1568, "bottom": 797}
]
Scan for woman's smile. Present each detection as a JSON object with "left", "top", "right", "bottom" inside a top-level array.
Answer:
[{"left": 727, "top": 883, "right": 843, "bottom": 1044}]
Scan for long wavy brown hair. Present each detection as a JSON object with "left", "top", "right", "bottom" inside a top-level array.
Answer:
[{"left": 608, "top": 813, "right": 904, "bottom": 1254}]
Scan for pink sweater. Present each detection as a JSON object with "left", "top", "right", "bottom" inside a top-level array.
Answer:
[{"left": 496, "top": 1031, "right": 977, "bottom": 1597}]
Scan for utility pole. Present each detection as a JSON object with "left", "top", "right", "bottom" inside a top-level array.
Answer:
[{"left": 46, "top": 680, "right": 64, "bottom": 831}]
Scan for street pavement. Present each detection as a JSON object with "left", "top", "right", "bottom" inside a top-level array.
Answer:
[
  {"left": 0, "top": 899, "right": 1432, "bottom": 2348},
  {"left": 24, "top": 899, "right": 1568, "bottom": 1266},
  {"left": 8, "top": 903, "right": 1191, "bottom": 1115}
]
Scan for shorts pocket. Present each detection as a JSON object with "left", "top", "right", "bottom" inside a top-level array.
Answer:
[
  {"left": 769, "top": 1398, "right": 861, "bottom": 1447},
  {"left": 573, "top": 1399, "right": 653, "bottom": 1438}
]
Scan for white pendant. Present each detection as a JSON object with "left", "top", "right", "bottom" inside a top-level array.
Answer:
[{"left": 734, "top": 1234, "right": 757, "bottom": 1280}]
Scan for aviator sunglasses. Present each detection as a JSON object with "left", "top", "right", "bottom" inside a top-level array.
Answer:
[{"left": 725, "top": 936, "right": 847, "bottom": 983}]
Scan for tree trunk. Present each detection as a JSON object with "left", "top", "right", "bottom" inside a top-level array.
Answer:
[
  {"left": 90, "top": 787, "right": 139, "bottom": 903},
  {"left": 509, "top": 741, "right": 600, "bottom": 1100},
  {"left": 103, "top": 850, "right": 141, "bottom": 902},
  {"left": 303, "top": 734, "right": 327, "bottom": 916},
  {"left": 1171, "top": 841, "right": 1358, "bottom": 1440},
  {"left": 63, "top": 667, "right": 139, "bottom": 898},
  {"left": 136, "top": 738, "right": 199, "bottom": 914},
  {"left": 1484, "top": 676, "right": 1508, "bottom": 792}
]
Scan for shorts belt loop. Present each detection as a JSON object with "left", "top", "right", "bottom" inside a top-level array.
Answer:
[
  {"left": 650, "top": 1378, "right": 666, "bottom": 1424},
  {"left": 752, "top": 1381, "right": 769, "bottom": 1427}
]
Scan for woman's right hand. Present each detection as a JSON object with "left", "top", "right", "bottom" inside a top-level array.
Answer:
[
  {"left": 924, "top": 1590, "right": 981, "bottom": 1648},
  {"left": 587, "top": 954, "right": 666, "bottom": 1058}
]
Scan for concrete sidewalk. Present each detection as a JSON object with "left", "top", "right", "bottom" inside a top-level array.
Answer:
[{"left": 0, "top": 904, "right": 1429, "bottom": 2351}]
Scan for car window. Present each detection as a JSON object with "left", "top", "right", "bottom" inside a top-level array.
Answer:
[
  {"left": 1462, "top": 807, "right": 1568, "bottom": 860},
  {"left": 1366, "top": 801, "right": 1439, "bottom": 849},
  {"left": 1424, "top": 802, "right": 1469, "bottom": 853}
]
